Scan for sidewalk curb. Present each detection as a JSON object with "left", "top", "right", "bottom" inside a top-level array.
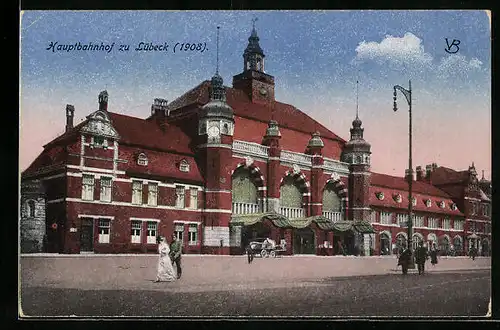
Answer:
[{"left": 20, "top": 253, "right": 492, "bottom": 259}]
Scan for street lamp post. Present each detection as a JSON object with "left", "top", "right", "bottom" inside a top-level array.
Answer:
[{"left": 393, "top": 80, "right": 415, "bottom": 269}]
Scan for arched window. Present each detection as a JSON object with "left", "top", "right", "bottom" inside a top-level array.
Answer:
[
  {"left": 231, "top": 167, "right": 258, "bottom": 204},
  {"left": 440, "top": 236, "right": 450, "bottom": 254},
  {"left": 412, "top": 233, "right": 423, "bottom": 251},
  {"left": 395, "top": 233, "right": 407, "bottom": 252},
  {"left": 27, "top": 200, "right": 36, "bottom": 217},
  {"left": 322, "top": 183, "right": 342, "bottom": 212},
  {"left": 453, "top": 236, "right": 463, "bottom": 253},
  {"left": 280, "top": 176, "right": 303, "bottom": 209}
]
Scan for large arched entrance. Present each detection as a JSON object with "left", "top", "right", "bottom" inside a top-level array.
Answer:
[
  {"left": 293, "top": 228, "right": 316, "bottom": 254},
  {"left": 395, "top": 232, "right": 408, "bottom": 254}
]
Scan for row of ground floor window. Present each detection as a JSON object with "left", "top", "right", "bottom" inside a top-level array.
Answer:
[{"left": 25, "top": 216, "right": 490, "bottom": 256}]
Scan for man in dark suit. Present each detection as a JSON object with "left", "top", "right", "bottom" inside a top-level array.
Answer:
[
  {"left": 415, "top": 241, "right": 428, "bottom": 275},
  {"left": 169, "top": 234, "right": 182, "bottom": 279}
]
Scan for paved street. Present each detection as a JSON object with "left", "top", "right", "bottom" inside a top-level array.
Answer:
[{"left": 20, "top": 255, "right": 491, "bottom": 317}]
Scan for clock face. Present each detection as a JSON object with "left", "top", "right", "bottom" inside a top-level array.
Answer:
[
  {"left": 208, "top": 125, "right": 220, "bottom": 137},
  {"left": 259, "top": 87, "right": 267, "bottom": 96}
]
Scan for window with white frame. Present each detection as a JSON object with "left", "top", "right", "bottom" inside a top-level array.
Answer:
[
  {"left": 131, "top": 221, "right": 142, "bottom": 243},
  {"left": 175, "top": 186, "right": 185, "bottom": 208},
  {"left": 370, "top": 211, "right": 378, "bottom": 223},
  {"left": 98, "top": 219, "right": 110, "bottom": 243},
  {"left": 132, "top": 181, "right": 143, "bottom": 205},
  {"left": 396, "top": 214, "right": 408, "bottom": 226},
  {"left": 137, "top": 153, "right": 148, "bottom": 166},
  {"left": 148, "top": 183, "right": 158, "bottom": 206},
  {"left": 27, "top": 200, "right": 36, "bottom": 217},
  {"left": 413, "top": 215, "right": 424, "bottom": 228},
  {"left": 179, "top": 159, "right": 190, "bottom": 172},
  {"left": 188, "top": 224, "right": 198, "bottom": 245},
  {"left": 189, "top": 188, "right": 198, "bottom": 209},
  {"left": 427, "top": 217, "right": 438, "bottom": 229},
  {"left": 174, "top": 224, "right": 184, "bottom": 242},
  {"left": 100, "top": 177, "right": 112, "bottom": 202},
  {"left": 472, "top": 203, "right": 478, "bottom": 215},
  {"left": 147, "top": 222, "right": 158, "bottom": 244},
  {"left": 454, "top": 219, "right": 464, "bottom": 230},
  {"left": 442, "top": 217, "right": 451, "bottom": 230},
  {"left": 82, "top": 174, "right": 95, "bottom": 200},
  {"left": 380, "top": 212, "right": 392, "bottom": 225}
]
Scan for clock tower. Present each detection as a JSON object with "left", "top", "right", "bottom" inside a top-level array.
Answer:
[
  {"left": 198, "top": 27, "right": 235, "bottom": 254},
  {"left": 232, "top": 19, "right": 275, "bottom": 104}
]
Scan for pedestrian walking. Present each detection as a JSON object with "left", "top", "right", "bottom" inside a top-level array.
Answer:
[
  {"left": 169, "top": 234, "right": 183, "bottom": 279},
  {"left": 470, "top": 246, "right": 477, "bottom": 261},
  {"left": 415, "top": 241, "right": 428, "bottom": 275},
  {"left": 246, "top": 244, "right": 254, "bottom": 264},
  {"left": 154, "top": 236, "right": 177, "bottom": 283},
  {"left": 398, "top": 246, "right": 412, "bottom": 275},
  {"left": 430, "top": 244, "right": 438, "bottom": 267}
]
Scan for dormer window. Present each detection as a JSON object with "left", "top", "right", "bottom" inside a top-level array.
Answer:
[
  {"left": 412, "top": 197, "right": 417, "bottom": 206},
  {"left": 179, "top": 159, "right": 190, "bottom": 172},
  {"left": 375, "top": 192, "right": 384, "bottom": 201},
  {"left": 425, "top": 199, "right": 432, "bottom": 208},
  {"left": 91, "top": 136, "right": 108, "bottom": 149},
  {"left": 137, "top": 153, "right": 148, "bottom": 166},
  {"left": 393, "top": 194, "right": 402, "bottom": 203},
  {"left": 438, "top": 201, "right": 445, "bottom": 209},
  {"left": 451, "top": 203, "right": 458, "bottom": 211}
]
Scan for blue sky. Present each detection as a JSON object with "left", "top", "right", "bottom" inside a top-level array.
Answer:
[{"left": 20, "top": 10, "right": 491, "bottom": 178}]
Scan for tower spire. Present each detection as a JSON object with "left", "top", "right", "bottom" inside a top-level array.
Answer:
[
  {"left": 356, "top": 72, "right": 359, "bottom": 119},
  {"left": 216, "top": 26, "right": 220, "bottom": 74},
  {"left": 252, "top": 17, "right": 258, "bottom": 31}
]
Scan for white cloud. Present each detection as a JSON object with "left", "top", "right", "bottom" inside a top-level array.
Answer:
[
  {"left": 437, "top": 54, "right": 484, "bottom": 74},
  {"left": 354, "top": 32, "right": 433, "bottom": 66}
]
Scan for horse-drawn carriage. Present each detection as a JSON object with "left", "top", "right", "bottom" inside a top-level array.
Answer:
[{"left": 248, "top": 238, "right": 287, "bottom": 258}]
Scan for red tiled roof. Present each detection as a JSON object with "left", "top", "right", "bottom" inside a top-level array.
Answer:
[
  {"left": 107, "top": 112, "right": 194, "bottom": 155},
  {"left": 167, "top": 81, "right": 346, "bottom": 145},
  {"left": 371, "top": 172, "right": 451, "bottom": 198},
  {"left": 369, "top": 186, "right": 464, "bottom": 216},
  {"left": 430, "top": 167, "right": 469, "bottom": 185}
]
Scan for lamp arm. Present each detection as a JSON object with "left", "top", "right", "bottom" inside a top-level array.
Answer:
[{"left": 394, "top": 85, "right": 411, "bottom": 106}]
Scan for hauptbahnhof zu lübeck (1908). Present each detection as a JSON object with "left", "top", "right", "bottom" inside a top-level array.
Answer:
[{"left": 21, "top": 26, "right": 491, "bottom": 257}]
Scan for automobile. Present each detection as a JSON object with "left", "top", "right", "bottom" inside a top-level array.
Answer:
[{"left": 247, "top": 238, "right": 267, "bottom": 255}]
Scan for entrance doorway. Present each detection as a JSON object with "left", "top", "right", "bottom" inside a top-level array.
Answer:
[
  {"left": 241, "top": 222, "right": 271, "bottom": 248},
  {"left": 380, "top": 233, "right": 391, "bottom": 255},
  {"left": 293, "top": 228, "right": 315, "bottom": 254},
  {"left": 80, "top": 218, "right": 94, "bottom": 252}
]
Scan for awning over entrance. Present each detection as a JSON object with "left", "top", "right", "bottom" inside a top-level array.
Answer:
[
  {"left": 230, "top": 212, "right": 292, "bottom": 228},
  {"left": 353, "top": 220, "right": 376, "bottom": 234},
  {"left": 230, "top": 213, "right": 376, "bottom": 233}
]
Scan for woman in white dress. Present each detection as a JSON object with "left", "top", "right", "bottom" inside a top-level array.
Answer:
[{"left": 155, "top": 236, "right": 177, "bottom": 282}]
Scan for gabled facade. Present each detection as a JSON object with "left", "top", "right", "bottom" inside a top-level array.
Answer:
[{"left": 20, "top": 25, "right": 490, "bottom": 256}]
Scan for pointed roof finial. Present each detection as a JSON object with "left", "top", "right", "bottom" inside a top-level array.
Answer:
[
  {"left": 482, "top": 170, "right": 485, "bottom": 179},
  {"left": 216, "top": 26, "right": 220, "bottom": 75},
  {"left": 252, "top": 17, "right": 258, "bottom": 30}
]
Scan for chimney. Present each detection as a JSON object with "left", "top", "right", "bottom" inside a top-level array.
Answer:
[
  {"left": 416, "top": 166, "right": 425, "bottom": 181},
  {"left": 425, "top": 164, "right": 432, "bottom": 180},
  {"left": 65, "top": 104, "right": 75, "bottom": 132},
  {"left": 405, "top": 168, "right": 414, "bottom": 182},
  {"left": 151, "top": 98, "right": 168, "bottom": 131},
  {"left": 98, "top": 90, "right": 109, "bottom": 112}
]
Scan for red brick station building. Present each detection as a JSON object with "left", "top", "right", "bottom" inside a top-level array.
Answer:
[{"left": 21, "top": 27, "right": 491, "bottom": 256}]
